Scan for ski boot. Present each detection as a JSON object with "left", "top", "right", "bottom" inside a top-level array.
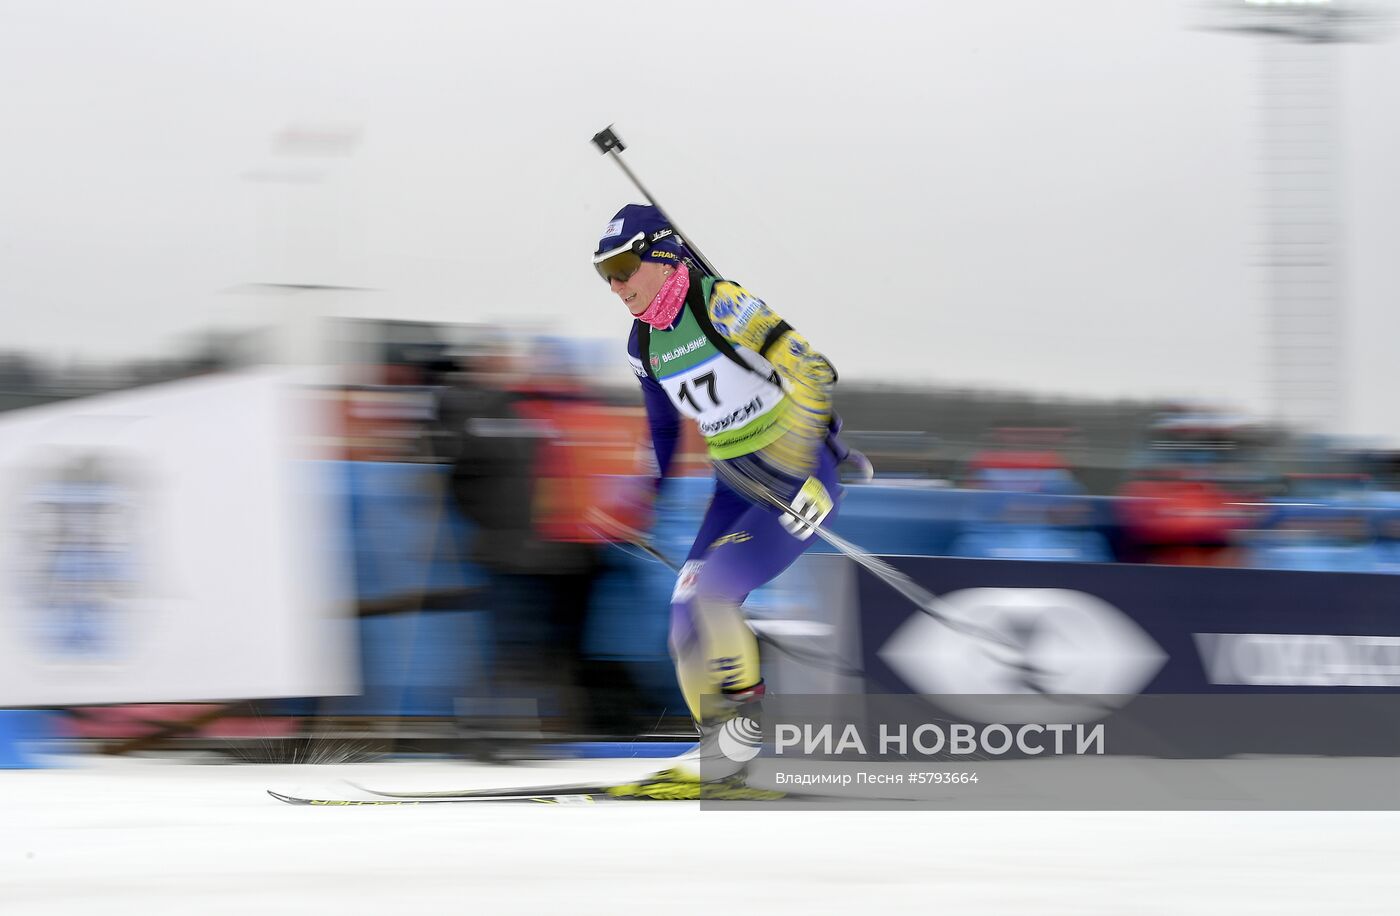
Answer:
[{"left": 606, "top": 683, "right": 784, "bottom": 801}]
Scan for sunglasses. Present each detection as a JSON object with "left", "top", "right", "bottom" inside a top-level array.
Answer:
[{"left": 592, "top": 228, "right": 676, "bottom": 284}]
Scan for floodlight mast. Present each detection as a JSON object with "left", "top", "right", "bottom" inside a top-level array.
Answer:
[{"left": 1204, "top": 0, "right": 1391, "bottom": 436}]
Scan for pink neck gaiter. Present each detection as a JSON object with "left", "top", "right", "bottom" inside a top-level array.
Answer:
[{"left": 636, "top": 267, "right": 689, "bottom": 330}]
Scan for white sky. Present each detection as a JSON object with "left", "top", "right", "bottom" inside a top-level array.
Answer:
[{"left": 1, "top": 1, "right": 1397, "bottom": 439}]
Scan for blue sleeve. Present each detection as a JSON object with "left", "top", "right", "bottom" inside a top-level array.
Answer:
[{"left": 628, "top": 324, "right": 681, "bottom": 485}]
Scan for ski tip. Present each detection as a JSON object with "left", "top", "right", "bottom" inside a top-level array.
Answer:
[{"left": 267, "top": 789, "right": 308, "bottom": 805}]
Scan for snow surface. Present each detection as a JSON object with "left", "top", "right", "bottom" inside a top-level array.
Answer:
[{"left": 3, "top": 755, "right": 1400, "bottom": 915}]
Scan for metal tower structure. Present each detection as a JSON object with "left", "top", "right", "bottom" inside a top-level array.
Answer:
[{"left": 1204, "top": 0, "right": 1389, "bottom": 436}]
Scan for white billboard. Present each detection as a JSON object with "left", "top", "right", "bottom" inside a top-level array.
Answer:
[{"left": 0, "top": 369, "right": 357, "bottom": 705}]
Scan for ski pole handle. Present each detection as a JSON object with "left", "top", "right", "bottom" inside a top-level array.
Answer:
[
  {"left": 589, "top": 124, "right": 721, "bottom": 278},
  {"left": 591, "top": 126, "right": 625, "bottom": 154}
]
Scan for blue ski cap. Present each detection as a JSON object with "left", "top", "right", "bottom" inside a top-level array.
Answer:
[{"left": 593, "top": 203, "right": 689, "bottom": 266}]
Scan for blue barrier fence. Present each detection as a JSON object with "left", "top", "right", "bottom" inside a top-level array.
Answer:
[
  {"left": 0, "top": 711, "right": 55, "bottom": 768},
  {"left": 8, "top": 462, "right": 1393, "bottom": 765},
  {"left": 316, "top": 463, "right": 1400, "bottom": 717}
]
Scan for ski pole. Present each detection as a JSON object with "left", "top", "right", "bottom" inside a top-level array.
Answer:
[
  {"left": 582, "top": 507, "right": 864, "bottom": 678},
  {"left": 712, "top": 462, "right": 1022, "bottom": 652}
]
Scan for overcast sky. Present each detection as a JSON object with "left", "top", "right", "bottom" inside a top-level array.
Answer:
[{"left": 2, "top": 1, "right": 1397, "bottom": 440}]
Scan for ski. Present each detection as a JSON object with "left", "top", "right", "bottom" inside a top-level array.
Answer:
[
  {"left": 269, "top": 781, "right": 792, "bottom": 806},
  {"left": 269, "top": 789, "right": 613, "bottom": 806},
  {"left": 346, "top": 779, "right": 620, "bottom": 799}
]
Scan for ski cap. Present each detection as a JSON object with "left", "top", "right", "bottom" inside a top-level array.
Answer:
[{"left": 592, "top": 204, "right": 690, "bottom": 282}]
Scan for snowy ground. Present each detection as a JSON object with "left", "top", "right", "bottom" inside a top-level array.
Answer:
[{"left": 3, "top": 755, "right": 1400, "bottom": 915}]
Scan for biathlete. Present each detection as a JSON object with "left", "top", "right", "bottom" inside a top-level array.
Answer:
[{"left": 592, "top": 204, "right": 867, "bottom": 796}]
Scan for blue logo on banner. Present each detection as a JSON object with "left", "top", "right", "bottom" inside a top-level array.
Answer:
[{"left": 15, "top": 453, "right": 143, "bottom": 661}]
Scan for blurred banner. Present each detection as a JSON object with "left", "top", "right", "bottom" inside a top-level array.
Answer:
[
  {"left": 0, "top": 369, "right": 356, "bottom": 705},
  {"left": 861, "top": 556, "right": 1400, "bottom": 754}
]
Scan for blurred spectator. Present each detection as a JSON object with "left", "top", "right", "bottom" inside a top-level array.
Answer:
[
  {"left": 1277, "top": 472, "right": 1373, "bottom": 503},
  {"left": 1117, "top": 410, "right": 1273, "bottom": 567},
  {"left": 949, "top": 494, "right": 1112, "bottom": 563},
  {"left": 1116, "top": 471, "right": 1256, "bottom": 566},
  {"left": 1245, "top": 509, "right": 1383, "bottom": 573},
  {"left": 1373, "top": 514, "right": 1400, "bottom": 574},
  {"left": 962, "top": 427, "right": 1086, "bottom": 495},
  {"left": 435, "top": 334, "right": 645, "bottom": 745},
  {"left": 509, "top": 338, "right": 652, "bottom": 737}
]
